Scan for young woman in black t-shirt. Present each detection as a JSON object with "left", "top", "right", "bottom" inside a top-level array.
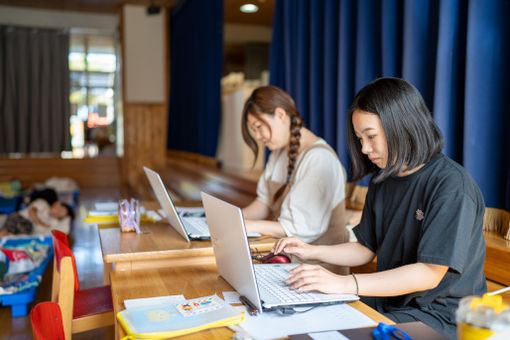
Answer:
[{"left": 272, "top": 77, "right": 486, "bottom": 339}]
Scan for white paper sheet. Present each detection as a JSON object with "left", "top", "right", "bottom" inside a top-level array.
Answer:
[
  {"left": 94, "top": 202, "right": 118, "bottom": 211},
  {"left": 89, "top": 204, "right": 146, "bottom": 217},
  {"left": 158, "top": 209, "right": 167, "bottom": 218},
  {"left": 222, "top": 291, "right": 241, "bottom": 304},
  {"left": 146, "top": 210, "right": 163, "bottom": 221},
  {"left": 124, "top": 295, "right": 186, "bottom": 310},
  {"left": 238, "top": 303, "right": 376, "bottom": 339},
  {"left": 309, "top": 331, "right": 349, "bottom": 340},
  {"left": 88, "top": 210, "right": 118, "bottom": 216}
]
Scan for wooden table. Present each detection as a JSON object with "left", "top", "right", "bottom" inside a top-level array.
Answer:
[
  {"left": 110, "top": 264, "right": 395, "bottom": 340},
  {"left": 97, "top": 201, "right": 277, "bottom": 283},
  {"left": 99, "top": 221, "right": 276, "bottom": 269}
]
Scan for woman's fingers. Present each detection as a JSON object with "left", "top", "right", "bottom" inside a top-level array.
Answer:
[
  {"left": 285, "top": 265, "right": 343, "bottom": 294},
  {"left": 286, "top": 264, "right": 320, "bottom": 284},
  {"left": 272, "top": 236, "right": 302, "bottom": 254},
  {"left": 288, "top": 272, "right": 321, "bottom": 290}
]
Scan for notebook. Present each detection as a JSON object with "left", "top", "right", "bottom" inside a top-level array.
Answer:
[
  {"left": 201, "top": 191, "right": 359, "bottom": 314},
  {"left": 117, "top": 294, "right": 245, "bottom": 338},
  {"left": 143, "top": 166, "right": 260, "bottom": 242}
]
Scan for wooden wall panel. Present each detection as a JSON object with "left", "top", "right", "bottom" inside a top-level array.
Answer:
[
  {"left": 0, "top": 157, "right": 121, "bottom": 189},
  {"left": 122, "top": 102, "right": 167, "bottom": 197}
]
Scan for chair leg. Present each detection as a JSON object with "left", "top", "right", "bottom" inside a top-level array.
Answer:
[
  {"left": 51, "top": 258, "right": 59, "bottom": 302},
  {"left": 58, "top": 257, "right": 75, "bottom": 340}
]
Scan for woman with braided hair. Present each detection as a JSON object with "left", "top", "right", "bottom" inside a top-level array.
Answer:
[{"left": 241, "top": 85, "right": 349, "bottom": 248}]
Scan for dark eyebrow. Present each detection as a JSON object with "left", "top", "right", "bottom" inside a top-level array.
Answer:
[
  {"left": 355, "top": 127, "right": 376, "bottom": 135},
  {"left": 361, "top": 127, "right": 376, "bottom": 133}
]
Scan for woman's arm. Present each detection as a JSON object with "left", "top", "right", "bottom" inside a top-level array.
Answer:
[
  {"left": 287, "top": 262, "right": 449, "bottom": 296},
  {"left": 28, "top": 207, "right": 50, "bottom": 228},
  {"left": 242, "top": 199, "right": 271, "bottom": 220},
  {"left": 273, "top": 237, "right": 376, "bottom": 267},
  {"left": 244, "top": 219, "right": 287, "bottom": 238}
]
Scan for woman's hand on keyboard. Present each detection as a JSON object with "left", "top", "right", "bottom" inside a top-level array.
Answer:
[
  {"left": 285, "top": 264, "right": 355, "bottom": 295},
  {"left": 272, "top": 236, "right": 314, "bottom": 260}
]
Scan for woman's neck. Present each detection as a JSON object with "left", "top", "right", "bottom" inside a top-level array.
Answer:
[
  {"left": 397, "top": 163, "right": 425, "bottom": 177},
  {"left": 296, "top": 128, "right": 319, "bottom": 153}
]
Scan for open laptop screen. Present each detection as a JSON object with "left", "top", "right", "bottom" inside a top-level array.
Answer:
[{"left": 143, "top": 166, "right": 191, "bottom": 242}]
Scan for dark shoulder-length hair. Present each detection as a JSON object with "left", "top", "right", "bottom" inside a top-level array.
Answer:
[{"left": 346, "top": 77, "right": 444, "bottom": 183}]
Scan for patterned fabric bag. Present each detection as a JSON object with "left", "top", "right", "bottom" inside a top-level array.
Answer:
[{"left": 4, "top": 212, "right": 33, "bottom": 234}]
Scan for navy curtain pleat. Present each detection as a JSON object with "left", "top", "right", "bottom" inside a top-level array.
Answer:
[
  {"left": 294, "top": 1, "right": 308, "bottom": 123},
  {"left": 270, "top": 0, "right": 510, "bottom": 209},
  {"left": 336, "top": 0, "right": 357, "bottom": 173},
  {"left": 308, "top": 0, "right": 323, "bottom": 133},
  {"left": 463, "top": 0, "right": 510, "bottom": 209},
  {"left": 433, "top": 0, "right": 467, "bottom": 161},
  {"left": 381, "top": 0, "right": 402, "bottom": 77},
  {"left": 322, "top": 0, "right": 339, "bottom": 147},
  {"left": 354, "top": 0, "right": 381, "bottom": 93},
  {"left": 402, "top": 0, "right": 439, "bottom": 108},
  {"left": 167, "top": 0, "right": 223, "bottom": 157}
]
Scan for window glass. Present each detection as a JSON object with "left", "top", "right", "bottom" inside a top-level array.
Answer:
[
  {"left": 68, "top": 33, "right": 119, "bottom": 157},
  {"left": 87, "top": 53, "right": 116, "bottom": 73}
]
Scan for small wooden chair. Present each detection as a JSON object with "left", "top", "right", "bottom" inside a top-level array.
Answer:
[
  {"left": 51, "top": 230, "right": 114, "bottom": 340},
  {"left": 31, "top": 302, "right": 65, "bottom": 340}
]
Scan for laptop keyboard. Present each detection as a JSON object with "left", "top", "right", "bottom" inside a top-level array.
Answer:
[
  {"left": 254, "top": 264, "right": 334, "bottom": 303},
  {"left": 182, "top": 217, "right": 209, "bottom": 235}
]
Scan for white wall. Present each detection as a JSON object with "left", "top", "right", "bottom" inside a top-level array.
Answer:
[
  {"left": 123, "top": 5, "right": 166, "bottom": 103},
  {"left": 217, "top": 88, "right": 265, "bottom": 171},
  {"left": 0, "top": 5, "right": 117, "bottom": 32}
]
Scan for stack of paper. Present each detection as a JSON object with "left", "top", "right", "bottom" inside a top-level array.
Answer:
[{"left": 84, "top": 201, "right": 161, "bottom": 225}]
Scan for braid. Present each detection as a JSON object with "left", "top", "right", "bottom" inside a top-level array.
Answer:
[{"left": 273, "top": 114, "right": 304, "bottom": 203}]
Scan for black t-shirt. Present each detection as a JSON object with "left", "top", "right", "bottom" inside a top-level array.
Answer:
[{"left": 353, "top": 153, "right": 487, "bottom": 338}]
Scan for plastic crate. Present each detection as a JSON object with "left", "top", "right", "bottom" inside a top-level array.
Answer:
[
  {"left": 0, "top": 196, "right": 21, "bottom": 215},
  {"left": 0, "top": 236, "right": 53, "bottom": 317}
]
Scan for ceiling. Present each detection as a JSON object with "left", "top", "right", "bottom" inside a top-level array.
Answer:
[
  {"left": 0, "top": 0, "right": 274, "bottom": 26},
  {"left": 0, "top": 0, "right": 177, "bottom": 13},
  {"left": 224, "top": 0, "right": 273, "bottom": 26}
]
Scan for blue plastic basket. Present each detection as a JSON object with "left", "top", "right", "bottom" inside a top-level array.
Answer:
[
  {"left": 0, "top": 196, "right": 21, "bottom": 215},
  {"left": 0, "top": 236, "right": 53, "bottom": 317}
]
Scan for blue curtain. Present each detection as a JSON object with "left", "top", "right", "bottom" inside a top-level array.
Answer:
[
  {"left": 270, "top": 0, "right": 510, "bottom": 210},
  {"left": 167, "top": 0, "right": 223, "bottom": 157}
]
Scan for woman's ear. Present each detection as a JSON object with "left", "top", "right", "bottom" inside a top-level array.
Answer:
[{"left": 274, "top": 107, "right": 288, "bottom": 122}]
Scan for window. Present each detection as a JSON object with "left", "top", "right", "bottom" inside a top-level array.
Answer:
[{"left": 69, "top": 33, "right": 121, "bottom": 158}]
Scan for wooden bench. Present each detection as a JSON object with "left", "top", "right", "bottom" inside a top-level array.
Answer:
[
  {"left": 0, "top": 157, "right": 122, "bottom": 189},
  {"left": 153, "top": 154, "right": 366, "bottom": 227},
  {"left": 483, "top": 208, "right": 510, "bottom": 286}
]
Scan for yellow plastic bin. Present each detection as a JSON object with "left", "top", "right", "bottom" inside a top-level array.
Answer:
[{"left": 456, "top": 294, "right": 510, "bottom": 339}]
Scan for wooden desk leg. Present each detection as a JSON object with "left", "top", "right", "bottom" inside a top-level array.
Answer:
[
  {"left": 103, "top": 262, "right": 113, "bottom": 285},
  {"left": 110, "top": 271, "right": 120, "bottom": 340}
]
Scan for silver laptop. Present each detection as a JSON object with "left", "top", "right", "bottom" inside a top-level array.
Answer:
[
  {"left": 143, "top": 166, "right": 260, "bottom": 242},
  {"left": 143, "top": 166, "right": 213, "bottom": 241},
  {"left": 201, "top": 191, "right": 359, "bottom": 313}
]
